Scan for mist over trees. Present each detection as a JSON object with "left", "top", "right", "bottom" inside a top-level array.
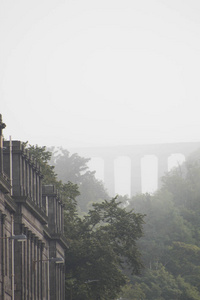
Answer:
[
  {"left": 118, "top": 149, "right": 200, "bottom": 300},
  {"left": 27, "top": 143, "right": 200, "bottom": 299},
  {"left": 26, "top": 143, "right": 144, "bottom": 300},
  {"left": 49, "top": 147, "right": 109, "bottom": 213}
]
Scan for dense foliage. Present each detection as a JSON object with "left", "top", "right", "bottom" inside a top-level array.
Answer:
[
  {"left": 65, "top": 198, "right": 144, "bottom": 300},
  {"left": 119, "top": 149, "right": 200, "bottom": 300},
  {"left": 28, "top": 143, "right": 200, "bottom": 299},
  {"left": 26, "top": 144, "right": 144, "bottom": 300},
  {"left": 49, "top": 147, "right": 109, "bottom": 212}
]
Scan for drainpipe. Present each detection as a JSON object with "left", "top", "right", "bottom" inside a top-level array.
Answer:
[
  {"left": 47, "top": 257, "right": 50, "bottom": 300},
  {"left": 10, "top": 136, "right": 13, "bottom": 196},
  {"left": 0, "top": 114, "right": 6, "bottom": 174},
  {"left": 1, "top": 214, "right": 6, "bottom": 300},
  {"left": 11, "top": 214, "right": 14, "bottom": 300}
]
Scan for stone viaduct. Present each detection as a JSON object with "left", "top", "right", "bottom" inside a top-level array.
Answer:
[{"left": 70, "top": 142, "right": 200, "bottom": 196}]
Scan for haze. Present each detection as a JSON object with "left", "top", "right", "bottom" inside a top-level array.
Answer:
[
  {"left": 1, "top": 0, "right": 199, "bottom": 195},
  {"left": 1, "top": 0, "right": 200, "bottom": 148}
]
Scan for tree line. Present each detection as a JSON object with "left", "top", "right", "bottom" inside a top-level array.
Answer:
[
  {"left": 118, "top": 149, "right": 200, "bottom": 299},
  {"left": 27, "top": 143, "right": 200, "bottom": 299},
  {"left": 26, "top": 144, "right": 144, "bottom": 300}
]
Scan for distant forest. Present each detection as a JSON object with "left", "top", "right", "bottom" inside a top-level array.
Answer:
[
  {"left": 118, "top": 148, "right": 200, "bottom": 299},
  {"left": 28, "top": 144, "right": 200, "bottom": 299}
]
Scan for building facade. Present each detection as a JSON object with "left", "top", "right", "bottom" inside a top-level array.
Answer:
[{"left": 0, "top": 115, "right": 67, "bottom": 300}]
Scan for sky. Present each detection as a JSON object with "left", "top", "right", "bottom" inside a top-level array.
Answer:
[{"left": 1, "top": 0, "right": 200, "bottom": 150}]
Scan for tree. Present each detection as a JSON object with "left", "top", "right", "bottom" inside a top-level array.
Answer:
[
  {"left": 119, "top": 282, "right": 146, "bottom": 300},
  {"left": 49, "top": 147, "right": 109, "bottom": 212},
  {"left": 121, "top": 149, "right": 200, "bottom": 299},
  {"left": 65, "top": 197, "right": 144, "bottom": 300},
  {"left": 25, "top": 143, "right": 58, "bottom": 185},
  {"left": 167, "top": 242, "right": 200, "bottom": 289},
  {"left": 128, "top": 190, "right": 195, "bottom": 273},
  {"left": 137, "top": 265, "right": 200, "bottom": 300},
  {"left": 24, "top": 143, "right": 80, "bottom": 218},
  {"left": 25, "top": 144, "right": 145, "bottom": 299}
]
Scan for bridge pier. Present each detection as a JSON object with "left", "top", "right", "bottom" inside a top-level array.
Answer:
[
  {"left": 102, "top": 152, "right": 178, "bottom": 196},
  {"left": 157, "top": 153, "right": 170, "bottom": 189},
  {"left": 130, "top": 155, "right": 142, "bottom": 196},
  {"left": 71, "top": 142, "right": 200, "bottom": 197},
  {"left": 103, "top": 155, "right": 115, "bottom": 197}
]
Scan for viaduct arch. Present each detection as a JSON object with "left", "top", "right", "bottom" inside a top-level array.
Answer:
[{"left": 70, "top": 142, "right": 200, "bottom": 196}]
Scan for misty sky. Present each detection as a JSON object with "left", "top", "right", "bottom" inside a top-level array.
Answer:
[{"left": 1, "top": 0, "right": 200, "bottom": 149}]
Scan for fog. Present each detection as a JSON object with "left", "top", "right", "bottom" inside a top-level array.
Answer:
[
  {"left": 1, "top": 0, "right": 200, "bottom": 147},
  {"left": 87, "top": 152, "right": 186, "bottom": 196},
  {"left": 1, "top": 0, "right": 200, "bottom": 194}
]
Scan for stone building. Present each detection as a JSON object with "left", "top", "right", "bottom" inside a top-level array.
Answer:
[{"left": 0, "top": 115, "right": 67, "bottom": 300}]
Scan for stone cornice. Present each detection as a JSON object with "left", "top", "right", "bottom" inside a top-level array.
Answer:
[
  {"left": 4, "top": 194, "right": 16, "bottom": 213},
  {"left": 13, "top": 195, "right": 48, "bottom": 225},
  {"left": 43, "top": 225, "right": 69, "bottom": 249}
]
